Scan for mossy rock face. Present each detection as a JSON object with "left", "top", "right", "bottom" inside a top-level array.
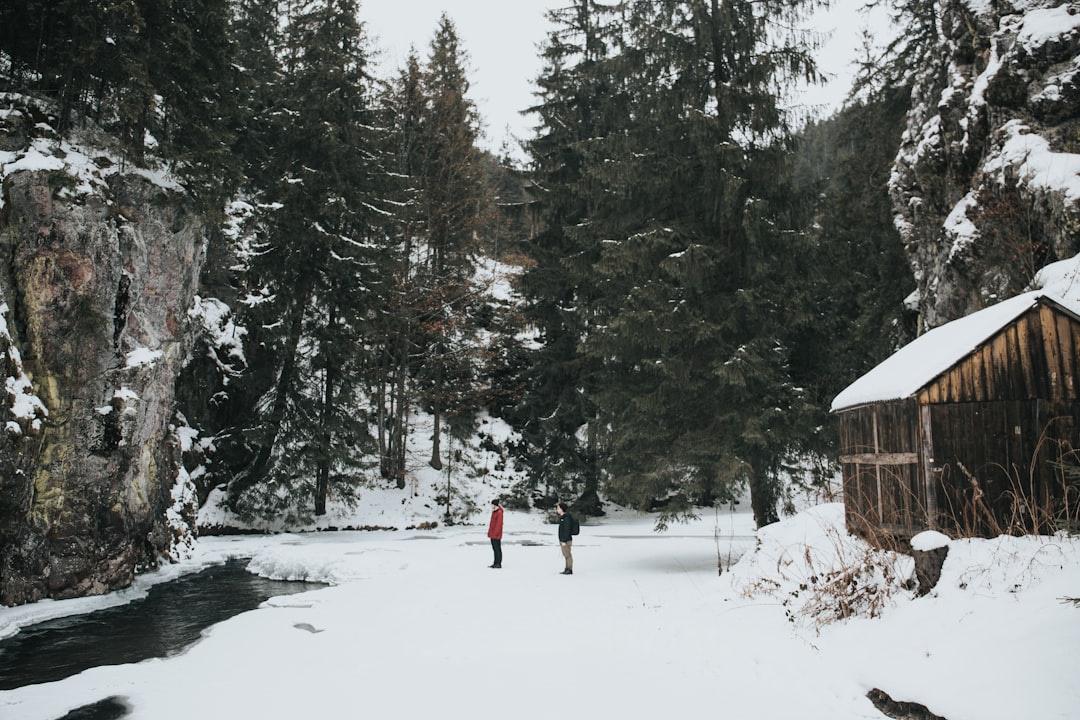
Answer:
[
  {"left": 0, "top": 165, "right": 206, "bottom": 606},
  {"left": 890, "top": 0, "right": 1080, "bottom": 328}
]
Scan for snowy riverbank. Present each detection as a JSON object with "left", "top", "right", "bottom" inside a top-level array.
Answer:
[{"left": 1, "top": 503, "right": 1077, "bottom": 720}]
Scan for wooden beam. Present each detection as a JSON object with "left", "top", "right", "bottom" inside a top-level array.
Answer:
[
  {"left": 920, "top": 404, "right": 938, "bottom": 531},
  {"left": 871, "top": 408, "right": 879, "bottom": 522},
  {"left": 841, "top": 452, "right": 919, "bottom": 465}
]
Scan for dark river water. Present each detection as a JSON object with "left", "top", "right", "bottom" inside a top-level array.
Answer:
[{"left": 0, "top": 558, "right": 325, "bottom": 698}]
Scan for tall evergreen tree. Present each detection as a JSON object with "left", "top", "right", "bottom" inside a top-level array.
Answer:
[
  {"left": 413, "top": 14, "right": 490, "bottom": 471},
  {"left": 516, "top": 0, "right": 623, "bottom": 514},
  {"left": 372, "top": 49, "right": 427, "bottom": 489},
  {"left": 227, "top": 0, "right": 389, "bottom": 518},
  {"left": 522, "top": 0, "right": 824, "bottom": 527},
  {"left": 590, "top": 0, "right": 823, "bottom": 528}
]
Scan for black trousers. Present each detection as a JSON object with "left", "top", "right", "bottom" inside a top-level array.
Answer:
[{"left": 491, "top": 539, "right": 502, "bottom": 565}]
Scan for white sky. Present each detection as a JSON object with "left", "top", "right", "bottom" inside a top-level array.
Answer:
[
  {"left": 361, "top": 0, "right": 556, "bottom": 156},
  {"left": 360, "top": 0, "right": 894, "bottom": 159}
]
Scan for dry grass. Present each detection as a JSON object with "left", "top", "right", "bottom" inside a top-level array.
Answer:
[
  {"left": 846, "top": 425, "right": 1079, "bottom": 543},
  {"left": 733, "top": 511, "right": 916, "bottom": 633}
]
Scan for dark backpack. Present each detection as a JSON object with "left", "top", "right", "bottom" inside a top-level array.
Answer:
[{"left": 569, "top": 515, "right": 580, "bottom": 536}]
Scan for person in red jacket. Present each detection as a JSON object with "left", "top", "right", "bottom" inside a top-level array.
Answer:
[{"left": 487, "top": 498, "right": 504, "bottom": 568}]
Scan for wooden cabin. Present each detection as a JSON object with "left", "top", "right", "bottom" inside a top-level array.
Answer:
[{"left": 832, "top": 291, "right": 1080, "bottom": 543}]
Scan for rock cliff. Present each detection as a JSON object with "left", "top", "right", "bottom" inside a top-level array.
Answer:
[
  {"left": 890, "top": 0, "right": 1080, "bottom": 326},
  {"left": 0, "top": 98, "right": 205, "bottom": 605}
]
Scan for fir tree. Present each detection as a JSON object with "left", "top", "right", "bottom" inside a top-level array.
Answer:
[
  {"left": 228, "top": 0, "right": 390, "bottom": 517},
  {"left": 372, "top": 50, "right": 428, "bottom": 489},
  {"left": 522, "top": 0, "right": 824, "bottom": 527},
  {"left": 413, "top": 14, "right": 490, "bottom": 471},
  {"left": 516, "top": 0, "right": 623, "bottom": 514},
  {"left": 595, "top": 0, "right": 822, "bottom": 528}
]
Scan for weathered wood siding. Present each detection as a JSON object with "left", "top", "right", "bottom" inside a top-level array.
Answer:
[
  {"left": 927, "top": 400, "right": 1077, "bottom": 535},
  {"left": 838, "top": 401, "right": 926, "bottom": 536},
  {"left": 838, "top": 300, "right": 1080, "bottom": 541},
  {"left": 917, "top": 304, "right": 1080, "bottom": 405}
]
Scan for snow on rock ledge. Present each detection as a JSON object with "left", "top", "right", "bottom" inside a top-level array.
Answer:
[
  {"left": 890, "top": 0, "right": 1080, "bottom": 329},
  {"left": 0, "top": 97, "right": 209, "bottom": 605}
]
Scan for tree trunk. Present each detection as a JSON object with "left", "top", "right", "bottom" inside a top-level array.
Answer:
[
  {"left": 377, "top": 364, "right": 389, "bottom": 476},
  {"left": 315, "top": 359, "right": 336, "bottom": 516},
  {"left": 380, "top": 233, "right": 413, "bottom": 489},
  {"left": 747, "top": 459, "right": 779, "bottom": 529},
  {"left": 228, "top": 288, "right": 308, "bottom": 508},
  {"left": 429, "top": 394, "right": 443, "bottom": 470},
  {"left": 391, "top": 334, "right": 409, "bottom": 487},
  {"left": 576, "top": 416, "right": 604, "bottom": 516},
  {"left": 379, "top": 357, "right": 409, "bottom": 488}
]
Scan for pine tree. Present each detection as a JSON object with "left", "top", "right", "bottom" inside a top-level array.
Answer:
[
  {"left": 600, "top": 0, "right": 822, "bottom": 528},
  {"left": 516, "top": 0, "right": 623, "bottom": 514},
  {"left": 522, "top": 0, "right": 824, "bottom": 527},
  {"left": 227, "top": 0, "right": 390, "bottom": 518},
  {"left": 372, "top": 50, "right": 428, "bottom": 489},
  {"left": 413, "top": 14, "right": 490, "bottom": 471}
]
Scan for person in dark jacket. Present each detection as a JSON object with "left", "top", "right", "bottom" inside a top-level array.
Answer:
[
  {"left": 487, "top": 498, "right": 504, "bottom": 568},
  {"left": 556, "top": 501, "right": 574, "bottom": 575}
]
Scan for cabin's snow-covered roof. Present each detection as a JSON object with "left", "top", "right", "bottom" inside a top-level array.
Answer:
[{"left": 831, "top": 290, "right": 1080, "bottom": 411}]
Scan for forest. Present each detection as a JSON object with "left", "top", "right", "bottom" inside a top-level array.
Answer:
[{"left": 0, "top": 0, "right": 1072, "bottom": 542}]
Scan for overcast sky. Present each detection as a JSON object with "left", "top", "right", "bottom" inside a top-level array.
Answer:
[
  {"left": 360, "top": 0, "right": 892, "bottom": 161},
  {"left": 361, "top": 0, "right": 554, "bottom": 158}
]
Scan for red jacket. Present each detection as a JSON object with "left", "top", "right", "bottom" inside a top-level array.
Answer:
[{"left": 487, "top": 506, "right": 504, "bottom": 540}]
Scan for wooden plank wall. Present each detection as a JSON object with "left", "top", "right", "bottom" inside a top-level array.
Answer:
[
  {"left": 930, "top": 399, "right": 1079, "bottom": 535},
  {"left": 1041, "top": 304, "right": 1079, "bottom": 403},
  {"left": 929, "top": 401, "right": 1030, "bottom": 535},
  {"left": 838, "top": 301, "right": 1080, "bottom": 541},
  {"left": 918, "top": 305, "right": 1080, "bottom": 405},
  {"left": 838, "top": 401, "right": 926, "bottom": 536}
]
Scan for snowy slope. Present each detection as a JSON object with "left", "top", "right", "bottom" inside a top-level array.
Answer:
[{"left": 0, "top": 504, "right": 1076, "bottom": 720}]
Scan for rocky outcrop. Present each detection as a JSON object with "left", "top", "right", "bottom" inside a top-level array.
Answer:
[
  {"left": 0, "top": 101, "right": 207, "bottom": 605},
  {"left": 867, "top": 688, "right": 948, "bottom": 720},
  {"left": 890, "top": 0, "right": 1080, "bottom": 327}
]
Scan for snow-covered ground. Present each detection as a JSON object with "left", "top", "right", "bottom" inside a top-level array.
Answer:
[
  {"left": 2, "top": 98, "right": 1078, "bottom": 717},
  {"left": 1, "top": 503, "right": 1076, "bottom": 720}
]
